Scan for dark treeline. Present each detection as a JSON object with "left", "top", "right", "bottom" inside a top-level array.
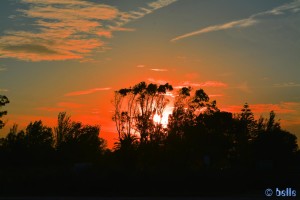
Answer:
[{"left": 0, "top": 83, "right": 299, "bottom": 197}]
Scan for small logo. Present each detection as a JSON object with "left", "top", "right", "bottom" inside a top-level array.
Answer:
[
  {"left": 276, "top": 188, "right": 297, "bottom": 197},
  {"left": 265, "top": 188, "right": 273, "bottom": 197}
]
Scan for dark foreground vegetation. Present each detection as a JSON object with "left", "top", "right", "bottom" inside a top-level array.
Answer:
[{"left": 0, "top": 83, "right": 299, "bottom": 197}]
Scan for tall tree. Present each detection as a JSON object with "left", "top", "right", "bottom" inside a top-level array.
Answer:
[
  {"left": 54, "top": 112, "right": 71, "bottom": 147},
  {"left": 112, "top": 82, "right": 173, "bottom": 145},
  {"left": 240, "top": 103, "right": 256, "bottom": 137},
  {"left": 54, "top": 112, "right": 106, "bottom": 162}
]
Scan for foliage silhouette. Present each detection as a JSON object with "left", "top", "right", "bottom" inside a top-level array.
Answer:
[
  {"left": 0, "top": 95, "right": 9, "bottom": 129},
  {"left": 54, "top": 112, "right": 106, "bottom": 163},
  {"left": 112, "top": 81, "right": 173, "bottom": 147},
  {"left": 1, "top": 121, "right": 54, "bottom": 164}
]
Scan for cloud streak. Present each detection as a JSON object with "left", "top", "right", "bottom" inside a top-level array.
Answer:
[
  {"left": 36, "top": 107, "right": 65, "bottom": 112},
  {"left": 171, "top": 0, "right": 300, "bottom": 42},
  {"left": 65, "top": 87, "right": 111, "bottom": 97},
  {"left": 222, "top": 102, "right": 300, "bottom": 114},
  {"left": 36, "top": 101, "right": 84, "bottom": 112},
  {"left": 0, "top": 0, "right": 177, "bottom": 61},
  {"left": 150, "top": 68, "right": 168, "bottom": 72},
  {"left": 175, "top": 81, "right": 228, "bottom": 88},
  {"left": 273, "top": 82, "right": 300, "bottom": 88},
  {"left": 147, "top": 78, "right": 169, "bottom": 84},
  {"left": 0, "top": 67, "right": 7, "bottom": 72}
]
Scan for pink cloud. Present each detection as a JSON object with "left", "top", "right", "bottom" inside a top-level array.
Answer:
[{"left": 65, "top": 87, "right": 111, "bottom": 97}]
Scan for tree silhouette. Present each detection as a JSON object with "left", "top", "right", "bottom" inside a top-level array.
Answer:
[
  {"left": 1, "top": 121, "right": 54, "bottom": 164},
  {"left": 0, "top": 95, "right": 9, "bottom": 129},
  {"left": 252, "top": 111, "right": 298, "bottom": 169},
  {"left": 1, "top": 124, "right": 27, "bottom": 164},
  {"left": 112, "top": 81, "right": 173, "bottom": 147},
  {"left": 25, "top": 120, "right": 53, "bottom": 149},
  {"left": 168, "top": 87, "right": 219, "bottom": 137},
  {"left": 54, "top": 112, "right": 106, "bottom": 163},
  {"left": 231, "top": 103, "right": 256, "bottom": 166},
  {"left": 54, "top": 112, "right": 72, "bottom": 147},
  {"left": 25, "top": 120, "right": 54, "bottom": 163}
]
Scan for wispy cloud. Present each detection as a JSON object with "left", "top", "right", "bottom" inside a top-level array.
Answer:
[
  {"left": 0, "top": 89, "right": 9, "bottom": 92},
  {"left": 148, "top": 78, "right": 169, "bottom": 84},
  {"left": 136, "top": 64, "right": 145, "bottom": 68},
  {"left": 57, "top": 102, "right": 84, "bottom": 109},
  {"left": 171, "top": 19, "right": 256, "bottom": 42},
  {"left": 0, "top": 67, "right": 7, "bottom": 72},
  {"left": 37, "top": 101, "right": 84, "bottom": 112},
  {"left": 209, "top": 94, "right": 224, "bottom": 98},
  {"left": 273, "top": 82, "right": 300, "bottom": 87},
  {"left": 184, "top": 72, "right": 199, "bottom": 80},
  {"left": 0, "top": 0, "right": 177, "bottom": 61},
  {"left": 236, "top": 82, "right": 252, "bottom": 93},
  {"left": 65, "top": 87, "right": 111, "bottom": 97},
  {"left": 0, "top": 0, "right": 117, "bottom": 61},
  {"left": 150, "top": 68, "right": 168, "bottom": 72},
  {"left": 114, "top": 0, "right": 177, "bottom": 27},
  {"left": 36, "top": 107, "right": 65, "bottom": 112},
  {"left": 175, "top": 81, "right": 228, "bottom": 88},
  {"left": 171, "top": 0, "right": 300, "bottom": 42}
]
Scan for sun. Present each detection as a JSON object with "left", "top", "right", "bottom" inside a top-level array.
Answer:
[
  {"left": 153, "top": 106, "right": 173, "bottom": 127},
  {"left": 153, "top": 113, "right": 162, "bottom": 124}
]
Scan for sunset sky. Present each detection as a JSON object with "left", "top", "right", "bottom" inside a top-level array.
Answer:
[{"left": 1, "top": 0, "right": 300, "bottom": 148}]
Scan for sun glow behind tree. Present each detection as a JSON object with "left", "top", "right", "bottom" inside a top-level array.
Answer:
[
  {"left": 112, "top": 82, "right": 173, "bottom": 143},
  {"left": 153, "top": 106, "right": 173, "bottom": 128}
]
